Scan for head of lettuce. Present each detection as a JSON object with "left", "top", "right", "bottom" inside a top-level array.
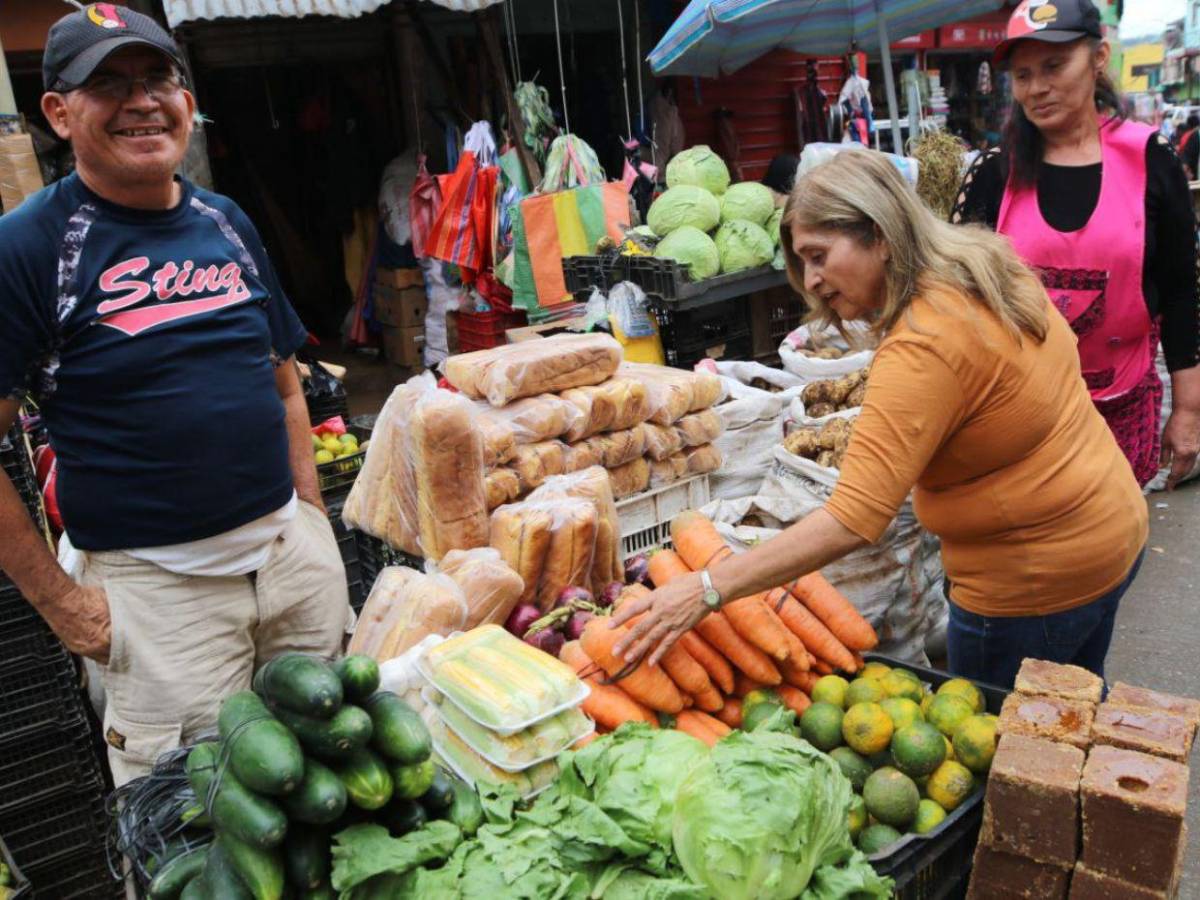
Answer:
[{"left": 672, "top": 731, "right": 892, "bottom": 900}]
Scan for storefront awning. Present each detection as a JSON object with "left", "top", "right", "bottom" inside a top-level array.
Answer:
[{"left": 164, "top": 0, "right": 505, "bottom": 29}]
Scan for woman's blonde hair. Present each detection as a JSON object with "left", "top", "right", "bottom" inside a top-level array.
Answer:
[{"left": 780, "top": 149, "right": 1048, "bottom": 342}]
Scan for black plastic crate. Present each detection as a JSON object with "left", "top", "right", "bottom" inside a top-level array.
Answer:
[
  {"left": 1, "top": 836, "right": 32, "bottom": 899},
  {"left": 0, "top": 580, "right": 64, "bottom": 668},
  {"left": 0, "top": 781, "right": 111, "bottom": 881},
  {"left": 20, "top": 843, "right": 122, "bottom": 899},
  {"left": 317, "top": 424, "right": 370, "bottom": 505},
  {"left": 0, "top": 712, "right": 107, "bottom": 817},
  {"left": 563, "top": 254, "right": 784, "bottom": 308},
  {"left": 0, "top": 646, "right": 83, "bottom": 742},
  {"left": 326, "top": 497, "right": 365, "bottom": 612},
  {"left": 863, "top": 653, "right": 1008, "bottom": 900},
  {"left": 354, "top": 530, "right": 423, "bottom": 596},
  {"left": 654, "top": 298, "right": 753, "bottom": 368},
  {"left": 0, "top": 428, "right": 39, "bottom": 512}
]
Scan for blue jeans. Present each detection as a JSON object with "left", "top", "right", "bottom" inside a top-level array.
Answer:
[{"left": 946, "top": 550, "right": 1145, "bottom": 690}]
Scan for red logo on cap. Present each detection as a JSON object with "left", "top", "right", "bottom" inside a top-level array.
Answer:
[
  {"left": 1007, "top": 0, "right": 1060, "bottom": 40},
  {"left": 86, "top": 4, "right": 127, "bottom": 29}
]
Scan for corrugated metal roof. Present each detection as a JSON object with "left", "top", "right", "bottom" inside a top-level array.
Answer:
[{"left": 165, "top": 0, "right": 504, "bottom": 29}]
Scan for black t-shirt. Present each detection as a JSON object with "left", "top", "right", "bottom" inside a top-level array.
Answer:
[{"left": 951, "top": 135, "right": 1200, "bottom": 373}]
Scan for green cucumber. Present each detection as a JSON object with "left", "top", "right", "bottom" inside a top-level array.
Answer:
[
  {"left": 446, "top": 779, "right": 483, "bottom": 837},
  {"left": 391, "top": 758, "right": 435, "bottom": 800},
  {"left": 333, "top": 748, "right": 394, "bottom": 810},
  {"left": 220, "top": 832, "right": 284, "bottom": 900},
  {"left": 379, "top": 797, "right": 427, "bottom": 836},
  {"left": 280, "top": 758, "right": 347, "bottom": 825},
  {"left": 186, "top": 743, "right": 288, "bottom": 849},
  {"left": 217, "top": 691, "right": 305, "bottom": 796},
  {"left": 272, "top": 704, "right": 373, "bottom": 760},
  {"left": 334, "top": 656, "right": 380, "bottom": 703},
  {"left": 364, "top": 692, "right": 431, "bottom": 765},
  {"left": 200, "top": 839, "right": 253, "bottom": 899},
  {"left": 253, "top": 654, "right": 342, "bottom": 719},
  {"left": 283, "top": 826, "right": 329, "bottom": 891},
  {"left": 147, "top": 846, "right": 209, "bottom": 899},
  {"left": 419, "top": 766, "right": 455, "bottom": 816},
  {"left": 179, "top": 877, "right": 207, "bottom": 900}
]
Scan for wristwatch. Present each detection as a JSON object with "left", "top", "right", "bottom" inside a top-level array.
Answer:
[{"left": 699, "top": 570, "right": 723, "bottom": 611}]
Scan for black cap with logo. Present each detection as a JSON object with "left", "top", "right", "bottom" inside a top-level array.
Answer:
[
  {"left": 993, "top": 0, "right": 1104, "bottom": 67},
  {"left": 42, "top": 4, "right": 185, "bottom": 92}
]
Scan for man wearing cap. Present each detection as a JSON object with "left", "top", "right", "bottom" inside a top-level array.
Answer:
[
  {"left": 0, "top": 5, "right": 349, "bottom": 784},
  {"left": 952, "top": 0, "right": 1200, "bottom": 492}
]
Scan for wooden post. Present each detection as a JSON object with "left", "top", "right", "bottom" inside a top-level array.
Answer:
[{"left": 476, "top": 8, "right": 541, "bottom": 188}]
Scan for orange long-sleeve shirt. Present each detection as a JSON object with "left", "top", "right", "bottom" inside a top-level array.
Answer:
[{"left": 825, "top": 288, "right": 1148, "bottom": 618}]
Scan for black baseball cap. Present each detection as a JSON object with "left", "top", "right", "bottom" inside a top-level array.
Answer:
[
  {"left": 993, "top": 0, "right": 1103, "bottom": 67},
  {"left": 43, "top": 4, "right": 185, "bottom": 91}
]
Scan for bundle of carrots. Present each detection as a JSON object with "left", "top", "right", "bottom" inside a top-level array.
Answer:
[{"left": 560, "top": 510, "right": 879, "bottom": 746}]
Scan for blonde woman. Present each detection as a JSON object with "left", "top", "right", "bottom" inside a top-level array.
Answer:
[{"left": 614, "top": 150, "right": 1147, "bottom": 689}]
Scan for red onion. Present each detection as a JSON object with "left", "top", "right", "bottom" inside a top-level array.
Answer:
[
  {"left": 524, "top": 627, "right": 564, "bottom": 657},
  {"left": 565, "top": 610, "right": 595, "bottom": 642},
  {"left": 504, "top": 604, "right": 542, "bottom": 638},
  {"left": 554, "top": 585, "right": 594, "bottom": 610},
  {"left": 624, "top": 554, "right": 651, "bottom": 586},
  {"left": 597, "top": 582, "right": 624, "bottom": 609}
]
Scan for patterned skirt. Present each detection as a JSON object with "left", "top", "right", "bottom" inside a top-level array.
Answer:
[{"left": 1093, "top": 366, "right": 1164, "bottom": 487}]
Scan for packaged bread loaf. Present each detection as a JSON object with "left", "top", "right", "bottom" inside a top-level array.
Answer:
[
  {"left": 489, "top": 497, "right": 599, "bottom": 612},
  {"left": 583, "top": 424, "right": 647, "bottom": 468},
  {"left": 490, "top": 503, "right": 554, "bottom": 609},
  {"left": 535, "top": 500, "right": 598, "bottom": 611},
  {"left": 511, "top": 441, "right": 567, "bottom": 492},
  {"left": 348, "top": 567, "right": 469, "bottom": 661},
  {"left": 435, "top": 547, "right": 525, "bottom": 629},
  {"left": 562, "top": 378, "right": 651, "bottom": 442},
  {"left": 684, "top": 444, "right": 723, "bottom": 475},
  {"left": 562, "top": 442, "right": 603, "bottom": 473},
  {"left": 675, "top": 409, "right": 725, "bottom": 447},
  {"left": 642, "top": 423, "right": 685, "bottom": 461},
  {"left": 485, "top": 468, "right": 522, "bottom": 510},
  {"left": 476, "top": 415, "right": 518, "bottom": 466},
  {"left": 443, "top": 333, "right": 623, "bottom": 407},
  {"left": 410, "top": 388, "right": 491, "bottom": 560},
  {"left": 608, "top": 457, "right": 651, "bottom": 499},
  {"left": 530, "top": 468, "right": 624, "bottom": 595},
  {"left": 617, "top": 362, "right": 725, "bottom": 424},
  {"left": 650, "top": 453, "right": 689, "bottom": 488},
  {"left": 474, "top": 394, "right": 582, "bottom": 445}
]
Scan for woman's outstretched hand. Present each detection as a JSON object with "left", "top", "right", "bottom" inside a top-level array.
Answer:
[{"left": 609, "top": 571, "right": 711, "bottom": 667}]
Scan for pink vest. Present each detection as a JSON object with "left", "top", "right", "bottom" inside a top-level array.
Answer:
[{"left": 997, "top": 118, "right": 1156, "bottom": 402}]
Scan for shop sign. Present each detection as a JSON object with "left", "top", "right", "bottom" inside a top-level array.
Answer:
[
  {"left": 938, "top": 10, "right": 1009, "bottom": 49},
  {"left": 893, "top": 30, "right": 936, "bottom": 50}
]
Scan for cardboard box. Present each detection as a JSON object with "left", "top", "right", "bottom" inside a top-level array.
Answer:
[
  {"left": 377, "top": 267, "right": 424, "bottom": 289},
  {"left": 381, "top": 325, "right": 425, "bottom": 368},
  {"left": 374, "top": 285, "right": 427, "bottom": 329},
  {"left": 0, "top": 133, "right": 45, "bottom": 213}
]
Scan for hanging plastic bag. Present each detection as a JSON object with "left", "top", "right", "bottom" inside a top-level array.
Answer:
[
  {"left": 539, "top": 134, "right": 606, "bottom": 193},
  {"left": 409, "top": 153, "right": 441, "bottom": 260},
  {"left": 606, "top": 281, "right": 664, "bottom": 365}
]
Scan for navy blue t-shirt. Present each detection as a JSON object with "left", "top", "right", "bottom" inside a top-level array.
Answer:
[{"left": 0, "top": 174, "right": 309, "bottom": 551}]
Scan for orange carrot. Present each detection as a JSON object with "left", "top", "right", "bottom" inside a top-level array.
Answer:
[
  {"left": 779, "top": 651, "right": 810, "bottom": 686},
  {"left": 787, "top": 670, "right": 820, "bottom": 693},
  {"left": 775, "top": 684, "right": 813, "bottom": 717},
  {"left": 670, "top": 510, "right": 735, "bottom": 570},
  {"left": 573, "top": 732, "right": 600, "bottom": 749},
  {"left": 647, "top": 548, "right": 693, "bottom": 588},
  {"left": 788, "top": 572, "right": 878, "bottom": 651},
  {"left": 693, "top": 684, "right": 725, "bottom": 713},
  {"left": 695, "top": 613, "right": 782, "bottom": 686},
  {"left": 674, "top": 710, "right": 719, "bottom": 747},
  {"left": 688, "top": 710, "right": 732, "bottom": 738},
  {"left": 626, "top": 611, "right": 715, "bottom": 697},
  {"left": 680, "top": 632, "right": 736, "bottom": 695},
  {"left": 775, "top": 596, "right": 858, "bottom": 673},
  {"left": 581, "top": 618, "right": 685, "bottom": 713},
  {"left": 714, "top": 698, "right": 743, "bottom": 728},
  {"left": 733, "top": 673, "right": 767, "bottom": 697},
  {"left": 850, "top": 651, "right": 865, "bottom": 673},
  {"left": 812, "top": 659, "right": 833, "bottom": 676},
  {"left": 723, "top": 593, "right": 792, "bottom": 661},
  {"left": 561, "top": 641, "right": 658, "bottom": 729}
]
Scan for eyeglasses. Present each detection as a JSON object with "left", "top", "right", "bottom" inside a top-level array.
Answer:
[{"left": 75, "top": 71, "right": 184, "bottom": 101}]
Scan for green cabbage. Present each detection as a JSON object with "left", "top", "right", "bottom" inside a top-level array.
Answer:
[
  {"left": 647, "top": 185, "right": 721, "bottom": 237},
  {"left": 766, "top": 206, "right": 784, "bottom": 245},
  {"left": 672, "top": 730, "right": 891, "bottom": 900},
  {"left": 654, "top": 226, "right": 721, "bottom": 280},
  {"left": 714, "top": 219, "right": 774, "bottom": 273},
  {"left": 665, "top": 146, "right": 731, "bottom": 195},
  {"left": 720, "top": 182, "right": 776, "bottom": 226}
]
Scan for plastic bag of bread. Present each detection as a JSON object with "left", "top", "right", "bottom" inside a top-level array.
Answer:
[
  {"left": 582, "top": 424, "right": 647, "bottom": 468},
  {"left": 485, "top": 469, "right": 521, "bottom": 510},
  {"left": 342, "top": 378, "right": 425, "bottom": 555},
  {"left": 443, "top": 333, "right": 623, "bottom": 407},
  {"left": 617, "top": 363, "right": 726, "bottom": 424},
  {"left": 474, "top": 394, "right": 583, "bottom": 445},
  {"left": 489, "top": 497, "right": 598, "bottom": 612},
  {"left": 650, "top": 453, "right": 689, "bottom": 488},
  {"left": 476, "top": 415, "right": 518, "bottom": 466},
  {"left": 347, "top": 566, "right": 469, "bottom": 661},
  {"left": 675, "top": 409, "right": 725, "bottom": 447},
  {"left": 562, "top": 442, "right": 602, "bottom": 473},
  {"left": 511, "top": 441, "right": 567, "bottom": 492},
  {"left": 608, "top": 457, "right": 651, "bottom": 499},
  {"left": 562, "top": 378, "right": 651, "bottom": 442},
  {"left": 434, "top": 547, "right": 525, "bottom": 629},
  {"left": 642, "top": 423, "right": 684, "bottom": 461},
  {"left": 684, "top": 443, "right": 723, "bottom": 475},
  {"left": 529, "top": 467, "right": 623, "bottom": 596}
]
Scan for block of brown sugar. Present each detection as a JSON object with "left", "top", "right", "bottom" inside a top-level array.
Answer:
[
  {"left": 1079, "top": 745, "right": 1189, "bottom": 892},
  {"left": 1069, "top": 825, "right": 1187, "bottom": 900},
  {"left": 1107, "top": 682, "right": 1200, "bottom": 732},
  {"left": 966, "top": 844, "right": 1070, "bottom": 900},
  {"left": 1091, "top": 703, "right": 1192, "bottom": 763},
  {"left": 998, "top": 692, "right": 1095, "bottom": 750},
  {"left": 979, "top": 733, "right": 1084, "bottom": 868},
  {"left": 1015, "top": 658, "right": 1103, "bottom": 705}
]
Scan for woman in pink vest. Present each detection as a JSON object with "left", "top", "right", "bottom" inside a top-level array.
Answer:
[{"left": 953, "top": 0, "right": 1200, "bottom": 488}]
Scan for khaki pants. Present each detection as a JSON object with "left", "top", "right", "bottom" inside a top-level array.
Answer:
[{"left": 81, "top": 500, "right": 349, "bottom": 786}]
